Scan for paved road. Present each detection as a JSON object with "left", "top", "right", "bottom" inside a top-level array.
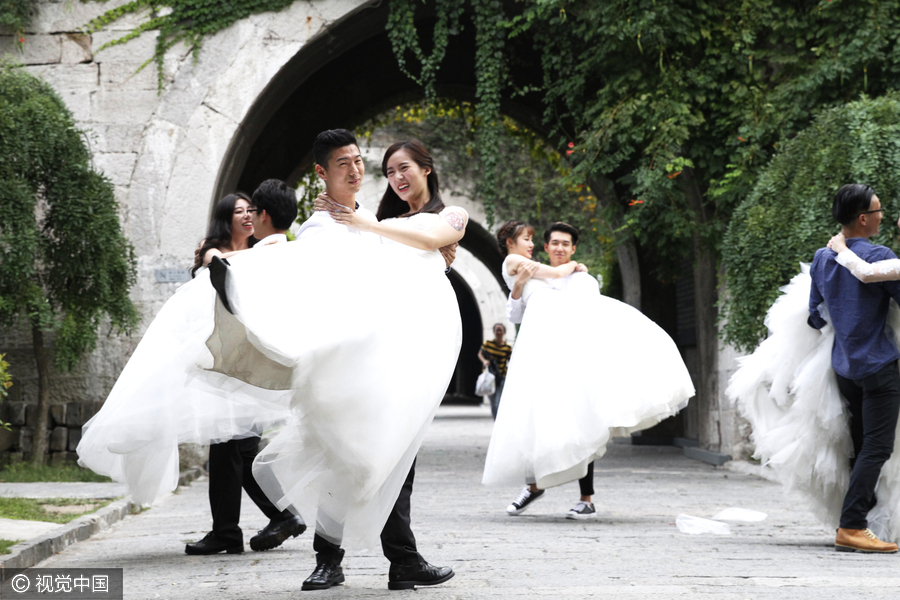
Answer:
[{"left": 36, "top": 406, "right": 899, "bottom": 598}]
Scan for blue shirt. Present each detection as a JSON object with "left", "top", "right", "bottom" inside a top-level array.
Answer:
[{"left": 808, "top": 238, "right": 900, "bottom": 379}]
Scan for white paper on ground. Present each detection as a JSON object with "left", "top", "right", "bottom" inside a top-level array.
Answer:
[
  {"left": 675, "top": 514, "right": 732, "bottom": 535},
  {"left": 712, "top": 507, "right": 768, "bottom": 522}
]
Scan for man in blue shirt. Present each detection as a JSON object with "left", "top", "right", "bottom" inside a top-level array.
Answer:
[{"left": 809, "top": 183, "right": 900, "bottom": 553}]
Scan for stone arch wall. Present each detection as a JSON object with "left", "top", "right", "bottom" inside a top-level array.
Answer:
[{"left": 0, "top": 0, "right": 514, "bottom": 458}]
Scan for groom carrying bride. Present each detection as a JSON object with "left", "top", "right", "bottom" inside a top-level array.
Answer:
[{"left": 809, "top": 183, "right": 900, "bottom": 553}]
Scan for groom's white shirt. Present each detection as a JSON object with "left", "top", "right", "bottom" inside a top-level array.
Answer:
[
  {"left": 255, "top": 233, "right": 288, "bottom": 246},
  {"left": 296, "top": 204, "right": 377, "bottom": 240}
]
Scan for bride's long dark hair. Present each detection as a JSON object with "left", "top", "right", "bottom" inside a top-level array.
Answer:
[
  {"left": 191, "top": 192, "right": 256, "bottom": 277},
  {"left": 376, "top": 140, "right": 445, "bottom": 221}
]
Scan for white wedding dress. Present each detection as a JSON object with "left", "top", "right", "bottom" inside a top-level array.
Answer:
[
  {"left": 482, "top": 258, "right": 695, "bottom": 489},
  {"left": 726, "top": 261, "right": 900, "bottom": 541},
  {"left": 78, "top": 210, "right": 463, "bottom": 548},
  {"left": 205, "top": 209, "right": 463, "bottom": 548}
]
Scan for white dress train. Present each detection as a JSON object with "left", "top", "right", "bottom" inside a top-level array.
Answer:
[
  {"left": 482, "top": 258, "right": 695, "bottom": 489},
  {"left": 77, "top": 211, "right": 463, "bottom": 549},
  {"left": 726, "top": 264, "right": 900, "bottom": 541}
]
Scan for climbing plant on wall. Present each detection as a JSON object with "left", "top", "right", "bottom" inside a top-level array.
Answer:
[
  {"left": 0, "top": 0, "right": 34, "bottom": 42},
  {"left": 81, "top": 0, "right": 298, "bottom": 89},
  {"left": 722, "top": 93, "right": 900, "bottom": 352}
]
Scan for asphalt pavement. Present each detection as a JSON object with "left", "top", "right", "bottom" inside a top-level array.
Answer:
[{"left": 14, "top": 405, "right": 900, "bottom": 598}]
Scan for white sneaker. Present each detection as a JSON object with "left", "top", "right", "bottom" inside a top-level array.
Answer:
[
  {"left": 565, "top": 501, "right": 596, "bottom": 520},
  {"left": 506, "top": 487, "right": 545, "bottom": 515}
]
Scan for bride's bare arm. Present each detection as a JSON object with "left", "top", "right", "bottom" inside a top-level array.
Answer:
[
  {"left": 505, "top": 254, "right": 578, "bottom": 279},
  {"left": 330, "top": 205, "right": 467, "bottom": 250}
]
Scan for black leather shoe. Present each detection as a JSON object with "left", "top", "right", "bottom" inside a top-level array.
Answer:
[
  {"left": 388, "top": 561, "right": 454, "bottom": 590},
  {"left": 250, "top": 515, "right": 306, "bottom": 551},
  {"left": 208, "top": 256, "right": 233, "bottom": 314},
  {"left": 184, "top": 532, "right": 243, "bottom": 555},
  {"left": 301, "top": 563, "right": 344, "bottom": 591}
]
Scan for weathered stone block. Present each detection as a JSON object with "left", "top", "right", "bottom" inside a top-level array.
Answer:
[
  {"left": 65, "top": 402, "right": 82, "bottom": 427},
  {"left": 60, "top": 33, "right": 92, "bottom": 64},
  {"left": 0, "top": 35, "right": 62, "bottom": 65},
  {"left": 79, "top": 401, "right": 103, "bottom": 424},
  {"left": 50, "top": 426, "right": 68, "bottom": 452},
  {"left": 18, "top": 427, "right": 33, "bottom": 454},
  {"left": 9, "top": 403, "right": 27, "bottom": 426},
  {"left": 24, "top": 64, "right": 99, "bottom": 95},
  {"left": 26, "top": 0, "right": 136, "bottom": 35},
  {"left": 50, "top": 403, "right": 67, "bottom": 427},
  {"left": 90, "top": 91, "right": 159, "bottom": 124},
  {"left": 92, "top": 30, "right": 158, "bottom": 64},
  {"left": 86, "top": 124, "right": 145, "bottom": 154},
  {"left": 25, "top": 404, "right": 37, "bottom": 427},
  {"left": 99, "top": 61, "right": 157, "bottom": 91},
  {"left": 67, "top": 427, "right": 82, "bottom": 452},
  {"left": 93, "top": 152, "right": 138, "bottom": 186}
]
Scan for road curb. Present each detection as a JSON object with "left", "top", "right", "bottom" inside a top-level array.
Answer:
[{"left": 0, "top": 467, "right": 204, "bottom": 578}]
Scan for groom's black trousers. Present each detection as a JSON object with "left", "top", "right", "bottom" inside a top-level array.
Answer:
[
  {"left": 313, "top": 458, "right": 422, "bottom": 566},
  {"left": 836, "top": 361, "right": 900, "bottom": 530},
  {"left": 208, "top": 437, "right": 291, "bottom": 544}
]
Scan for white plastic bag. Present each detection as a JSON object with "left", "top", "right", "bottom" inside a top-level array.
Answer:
[
  {"left": 475, "top": 369, "right": 496, "bottom": 396},
  {"left": 675, "top": 514, "right": 731, "bottom": 535}
]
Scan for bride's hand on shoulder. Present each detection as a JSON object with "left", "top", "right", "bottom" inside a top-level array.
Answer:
[
  {"left": 329, "top": 205, "right": 370, "bottom": 231},
  {"left": 828, "top": 233, "right": 848, "bottom": 253},
  {"left": 574, "top": 263, "right": 588, "bottom": 273},
  {"left": 314, "top": 193, "right": 343, "bottom": 213}
]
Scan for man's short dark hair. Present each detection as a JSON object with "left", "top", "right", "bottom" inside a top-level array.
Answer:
[
  {"left": 313, "top": 129, "right": 359, "bottom": 168},
  {"left": 251, "top": 179, "right": 298, "bottom": 230},
  {"left": 833, "top": 184, "right": 876, "bottom": 225},
  {"left": 544, "top": 222, "right": 579, "bottom": 245}
]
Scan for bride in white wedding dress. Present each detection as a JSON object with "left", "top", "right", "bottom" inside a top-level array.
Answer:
[
  {"left": 77, "top": 140, "right": 467, "bottom": 550},
  {"left": 727, "top": 198, "right": 900, "bottom": 544},
  {"left": 482, "top": 220, "right": 694, "bottom": 512}
]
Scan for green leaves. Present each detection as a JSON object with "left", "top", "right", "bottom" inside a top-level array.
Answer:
[
  {"left": 81, "top": 0, "right": 298, "bottom": 90},
  {"left": 721, "top": 93, "right": 900, "bottom": 351},
  {"left": 0, "top": 65, "right": 139, "bottom": 371}
]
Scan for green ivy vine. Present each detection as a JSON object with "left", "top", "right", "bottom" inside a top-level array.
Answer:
[
  {"left": 82, "top": 0, "right": 297, "bottom": 90},
  {"left": 386, "top": 0, "right": 464, "bottom": 99},
  {"left": 386, "top": 0, "right": 506, "bottom": 225}
]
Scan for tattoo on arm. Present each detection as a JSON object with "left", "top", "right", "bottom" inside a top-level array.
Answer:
[{"left": 445, "top": 211, "right": 465, "bottom": 232}]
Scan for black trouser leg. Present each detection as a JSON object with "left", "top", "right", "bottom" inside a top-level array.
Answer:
[
  {"left": 313, "top": 532, "right": 345, "bottom": 566},
  {"left": 208, "top": 440, "right": 244, "bottom": 544},
  {"left": 578, "top": 461, "right": 595, "bottom": 497},
  {"left": 381, "top": 458, "right": 423, "bottom": 566},
  {"left": 235, "top": 437, "right": 291, "bottom": 522},
  {"left": 836, "top": 361, "right": 900, "bottom": 530}
]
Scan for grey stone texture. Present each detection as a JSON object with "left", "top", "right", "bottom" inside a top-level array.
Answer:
[{"left": 20, "top": 406, "right": 897, "bottom": 599}]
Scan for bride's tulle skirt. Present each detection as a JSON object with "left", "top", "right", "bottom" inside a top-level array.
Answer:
[
  {"left": 77, "top": 230, "right": 461, "bottom": 547},
  {"left": 482, "top": 273, "right": 695, "bottom": 489},
  {"left": 76, "top": 269, "right": 293, "bottom": 505},
  {"left": 726, "top": 264, "right": 900, "bottom": 541}
]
